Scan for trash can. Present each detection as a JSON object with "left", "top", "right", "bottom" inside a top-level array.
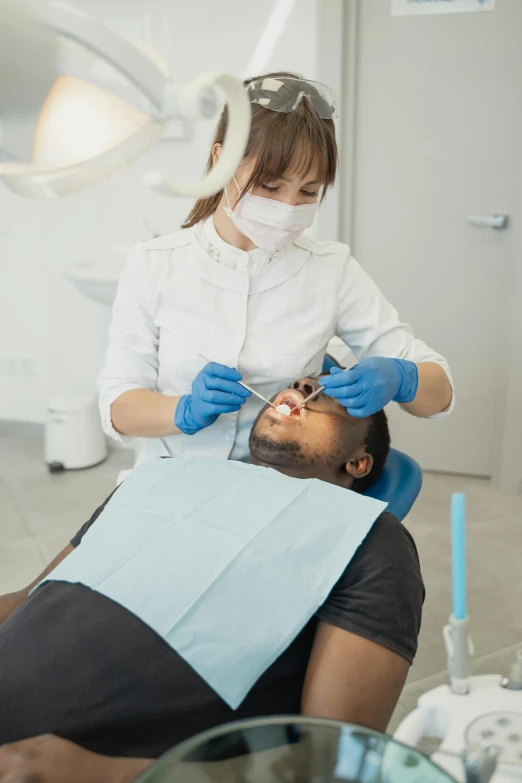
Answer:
[{"left": 45, "top": 394, "right": 108, "bottom": 472}]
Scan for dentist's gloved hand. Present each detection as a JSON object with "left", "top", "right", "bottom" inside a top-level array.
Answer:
[
  {"left": 175, "top": 362, "right": 251, "bottom": 435},
  {"left": 321, "top": 357, "right": 419, "bottom": 418}
]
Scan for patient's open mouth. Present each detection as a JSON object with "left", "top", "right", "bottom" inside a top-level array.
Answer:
[{"left": 270, "top": 390, "right": 305, "bottom": 419}]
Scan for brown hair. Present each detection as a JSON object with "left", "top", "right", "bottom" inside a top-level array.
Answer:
[{"left": 182, "top": 72, "right": 338, "bottom": 229}]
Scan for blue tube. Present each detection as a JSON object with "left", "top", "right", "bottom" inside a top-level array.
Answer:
[{"left": 451, "top": 493, "right": 467, "bottom": 620}]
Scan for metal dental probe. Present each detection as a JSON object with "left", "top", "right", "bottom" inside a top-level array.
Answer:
[{"left": 296, "top": 385, "right": 326, "bottom": 408}]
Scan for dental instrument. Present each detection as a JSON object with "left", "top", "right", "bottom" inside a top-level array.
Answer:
[
  {"left": 394, "top": 491, "right": 522, "bottom": 783},
  {"left": 197, "top": 354, "right": 276, "bottom": 409},
  {"left": 273, "top": 384, "right": 326, "bottom": 416},
  {"left": 445, "top": 492, "right": 472, "bottom": 696},
  {"left": 0, "top": 1, "right": 250, "bottom": 199},
  {"left": 297, "top": 385, "right": 326, "bottom": 408},
  {"left": 273, "top": 385, "right": 326, "bottom": 417}
]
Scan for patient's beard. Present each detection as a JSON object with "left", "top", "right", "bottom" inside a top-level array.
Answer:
[{"left": 249, "top": 430, "right": 308, "bottom": 467}]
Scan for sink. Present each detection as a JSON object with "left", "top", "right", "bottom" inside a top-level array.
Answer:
[{"left": 65, "top": 255, "right": 127, "bottom": 307}]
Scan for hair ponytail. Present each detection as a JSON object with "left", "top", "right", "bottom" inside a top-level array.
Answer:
[{"left": 183, "top": 192, "right": 222, "bottom": 229}]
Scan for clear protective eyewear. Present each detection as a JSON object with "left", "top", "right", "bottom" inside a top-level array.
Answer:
[{"left": 246, "top": 76, "right": 338, "bottom": 120}]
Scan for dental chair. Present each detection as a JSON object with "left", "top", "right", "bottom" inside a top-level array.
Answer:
[{"left": 322, "top": 354, "right": 422, "bottom": 521}]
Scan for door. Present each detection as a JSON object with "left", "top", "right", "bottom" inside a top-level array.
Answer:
[{"left": 344, "top": 0, "right": 521, "bottom": 475}]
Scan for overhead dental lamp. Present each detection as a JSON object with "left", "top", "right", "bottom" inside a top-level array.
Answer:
[{"left": 0, "top": 0, "right": 251, "bottom": 199}]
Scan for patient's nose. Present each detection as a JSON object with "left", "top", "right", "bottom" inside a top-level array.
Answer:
[{"left": 292, "top": 378, "right": 318, "bottom": 398}]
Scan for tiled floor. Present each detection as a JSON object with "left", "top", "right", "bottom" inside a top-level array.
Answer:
[{"left": 1, "top": 427, "right": 521, "bottom": 735}]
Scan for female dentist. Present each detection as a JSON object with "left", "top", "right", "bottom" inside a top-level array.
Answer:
[{"left": 99, "top": 72, "right": 453, "bottom": 467}]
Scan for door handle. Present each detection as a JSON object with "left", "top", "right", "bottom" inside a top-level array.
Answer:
[{"left": 467, "top": 214, "right": 508, "bottom": 229}]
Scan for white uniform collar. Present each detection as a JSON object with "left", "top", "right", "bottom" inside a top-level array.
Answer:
[
  {"left": 195, "top": 216, "right": 280, "bottom": 273},
  {"left": 183, "top": 224, "right": 310, "bottom": 296}
]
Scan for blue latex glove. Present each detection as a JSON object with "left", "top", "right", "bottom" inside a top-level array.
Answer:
[
  {"left": 175, "top": 362, "right": 251, "bottom": 435},
  {"left": 322, "top": 357, "right": 419, "bottom": 418}
]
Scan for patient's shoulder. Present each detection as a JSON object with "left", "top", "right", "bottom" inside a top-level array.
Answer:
[
  {"left": 349, "top": 512, "right": 422, "bottom": 590},
  {"left": 335, "top": 512, "right": 422, "bottom": 586},
  {"left": 365, "top": 512, "right": 421, "bottom": 564},
  {"left": 316, "top": 513, "right": 425, "bottom": 664}
]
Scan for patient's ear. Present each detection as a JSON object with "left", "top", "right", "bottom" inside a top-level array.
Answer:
[{"left": 344, "top": 453, "right": 373, "bottom": 481}]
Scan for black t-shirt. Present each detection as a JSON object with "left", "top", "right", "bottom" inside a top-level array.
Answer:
[{"left": 0, "top": 487, "right": 424, "bottom": 759}]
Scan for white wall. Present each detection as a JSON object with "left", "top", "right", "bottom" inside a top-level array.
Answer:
[{"left": 0, "top": 0, "right": 318, "bottom": 422}]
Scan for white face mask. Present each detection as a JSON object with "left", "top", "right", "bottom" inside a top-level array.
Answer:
[{"left": 224, "top": 177, "right": 319, "bottom": 252}]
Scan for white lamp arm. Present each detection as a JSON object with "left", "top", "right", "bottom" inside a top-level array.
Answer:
[
  {"left": 143, "top": 72, "right": 251, "bottom": 199},
  {"left": 28, "top": 0, "right": 168, "bottom": 112},
  {"left": 1, "top": 5, "right": 251, "bottom": 199}
]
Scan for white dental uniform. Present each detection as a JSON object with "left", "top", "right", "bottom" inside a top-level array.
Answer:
[{"left": 99, "top": 217, "right": 454, "bottom": 466}]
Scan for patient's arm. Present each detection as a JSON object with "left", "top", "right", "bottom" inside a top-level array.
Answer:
[
  {"left": 0, "top": 545, "right": 73, "bottom": 625},
  {"left": 0, "top": 734, "right": 152, "bottom": 783},
  {"left": 301, "top": 621, "right": 409, "bottom": 733}
]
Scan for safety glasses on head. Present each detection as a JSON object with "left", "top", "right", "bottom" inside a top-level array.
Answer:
[{"left": 245, "top": 77, "right": 338, "bottom": 120}]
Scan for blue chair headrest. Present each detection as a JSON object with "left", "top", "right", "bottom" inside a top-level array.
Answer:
[
  {"left": 321, "top": 354, "right": 422, "bottom": 520},
  {"left": 363, "top": 448, "right": 422, "bottom": 521}
]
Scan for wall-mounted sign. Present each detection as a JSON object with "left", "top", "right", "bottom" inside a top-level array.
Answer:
[{"left": 392, "top": 0, "right": 495, "bottom": 16}]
